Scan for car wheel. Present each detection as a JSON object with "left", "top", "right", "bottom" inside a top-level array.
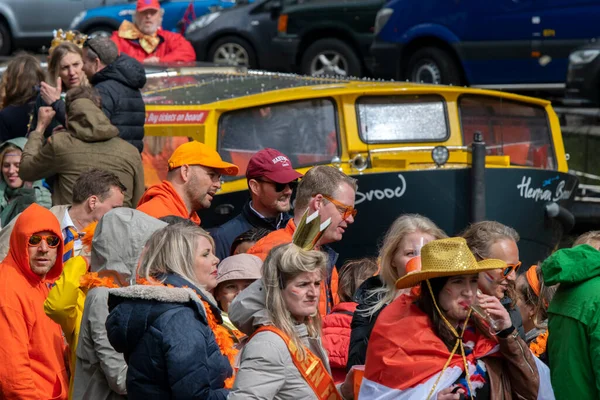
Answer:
[
  {"left": 86, "top": 26, "right": 115, "bottom": 39},
  {"left": 208, "top": 36, "right": 257, "bottom": 68},
  {"left": 0, "top": 21, "right": 12, "bottom": 56},
  {"left": 301, "top": 38, "right": 362, "bottom": 77},
  {"left": 406, "top": 46, "right": 462, "bottom": 85}
]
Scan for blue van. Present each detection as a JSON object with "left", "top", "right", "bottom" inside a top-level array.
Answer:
[{"left": 370, "top": 0, "right": 600, "bottom": 88}]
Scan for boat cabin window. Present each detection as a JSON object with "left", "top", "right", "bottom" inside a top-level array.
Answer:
[
  {"left": 356, "top": 95, "right": 448, "bottom": 143},
  {"left": 218, "top": 98, "right": 339, "bottom": 179},
  {"left": 459, "top": 95, "right": 556, "bottom": 170}
]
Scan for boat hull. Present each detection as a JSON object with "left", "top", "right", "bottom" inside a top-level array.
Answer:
[{"left": 200, "top": 168, "right": 578, "bottom": 266}]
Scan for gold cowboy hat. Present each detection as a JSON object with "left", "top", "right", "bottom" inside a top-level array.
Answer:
[{"left": 395, "top": 237, "right": 506, "bottom": 289}]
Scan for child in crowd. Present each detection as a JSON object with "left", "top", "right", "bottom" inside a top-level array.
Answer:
[
  {"left": 214, "top": 253, "right": 263, "bottom": 340},
  {"left": 322, "top": 257, "right": 378, "bottom": 383},
  {"left": 230, "top": 228, "right": 270, "bottom": 256}
]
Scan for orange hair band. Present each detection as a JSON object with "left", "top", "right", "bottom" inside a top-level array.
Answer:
[{"left": 525, "top": 265, "right": 541, "bottom": 297}]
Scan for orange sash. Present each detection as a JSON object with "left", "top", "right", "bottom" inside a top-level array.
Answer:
[{"left": 253, "top": 326, "right": 342, "bottom": 400}]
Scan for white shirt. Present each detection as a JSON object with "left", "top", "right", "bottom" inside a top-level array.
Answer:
[{"left": 61, "top": 207, "right": 83, "bottom": 256}]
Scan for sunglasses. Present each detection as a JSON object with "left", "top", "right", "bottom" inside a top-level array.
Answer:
[
  {"left": 322, "top": 194, "right": 357, "bottom": 220},
  {"left": 28, "top": 234, "right": 60, "bottom": 248},
  {"left": 256, "top": 179, "right": 298, "bottom": 192},
  {"left": 503, "top": 261, "right": 522, "bottom": 277}
]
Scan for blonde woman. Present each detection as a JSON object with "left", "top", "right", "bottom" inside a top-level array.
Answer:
[
  {"left": 462, "top": 221, "right": 526, "bottom": 340},
  {"left": 228, "top": 243, "right": 353, "bottom": 399},
  {"left": 105, "top": 224, "right": 234, "bottom": 398},
  {"left": 29, "top": 42, "right": 87, "bottom": 136},
  {"left": 347, "top": 214, "right": 447, "bottom": 370}
]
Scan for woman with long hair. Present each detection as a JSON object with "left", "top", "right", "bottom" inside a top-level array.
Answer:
[
  {"left": 347, "top": 214, "right": 447, "bottom": 370},
  {"left": 106, "top": 224, "right": 233, "bottom": 398},
  {"left": 0, "top": 138, "right": 51, "bottom": 226},
  {"left": 228, "top": 242, "right": 352, "bottom": 399},
  {"left": 462, "top": 221, "right": 526, "bottom": 340},
  {"left": 29, "top": 42, "right": 87, "bottom": 137},
  {"left": 0, "top": 53, "right": 46, "bottom": 140},
  {"left": 516, "top": 264, "right": 556, "bottom": 364},
  {"left": 361, "top": 237, "right": 542, "bottom": 399}
]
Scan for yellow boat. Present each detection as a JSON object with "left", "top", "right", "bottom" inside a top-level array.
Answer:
[{"left": 141, "top": 69, "right": 577, "bottom": 265}]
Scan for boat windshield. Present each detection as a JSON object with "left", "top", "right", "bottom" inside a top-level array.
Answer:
[
  {"left": 459, "top": 95, "right": 556, "bottom": 170},
  {"left": 217, "top": 98, "right": 339, "bottom": 180},
  {"left": 356, "top": 95, "right": 449, "bottom": 143}
]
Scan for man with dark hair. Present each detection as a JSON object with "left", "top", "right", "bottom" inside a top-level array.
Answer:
[
  {"left": 210, "top": 148, "right": 302, "bottom": 260},
  {"left": 20, "top": 86, "right": 144, "bottom": 207},
  {"left": 0, "top": 168, "right": 126, "bottom": 261},
  {"left": 82, "top": 37, "right": 146, "bottom": 152}
]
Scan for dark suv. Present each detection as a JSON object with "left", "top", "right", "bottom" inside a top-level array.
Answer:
[
  {"left": 273, "top": 0, "right": 384, "bottom": 77},
  {"left": 565, "top": 40, "right": 600, "bottom": 106}
]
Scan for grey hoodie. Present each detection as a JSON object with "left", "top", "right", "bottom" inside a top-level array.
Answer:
[
  {"left": 73, "top": 208, "right": 167, "bottom": 400},
  {"left": 228, "top": 280, "right": 331, "bottom": 400}
]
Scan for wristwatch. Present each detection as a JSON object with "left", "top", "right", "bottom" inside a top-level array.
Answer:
[{"left": 497, "top": 325, "right": 516, "bottom": 338}]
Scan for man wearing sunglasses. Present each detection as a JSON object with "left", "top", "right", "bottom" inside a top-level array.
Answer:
[
  {"left": 137, "top": 141, "right": 238, "bottom": 224},
  {"left": 247, "top": 165, "right": 358, "bottom": 317},
  {"left": 0, "top": 204, "right": 68, "bottom": 399},
  {"left": 210, "top": 148, "right": 302, "bottom": 260}
]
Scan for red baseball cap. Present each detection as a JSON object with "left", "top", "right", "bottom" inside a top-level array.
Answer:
[
  {"left": 137, "top": 0, "right": 160, "bottom": 12},
  {"left": 246, "top": 148, "right": 302, "bottom": 183}
]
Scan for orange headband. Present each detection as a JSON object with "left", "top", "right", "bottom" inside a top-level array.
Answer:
[{"left": 525, "top": 265, "right": 541, "bottom": 297}]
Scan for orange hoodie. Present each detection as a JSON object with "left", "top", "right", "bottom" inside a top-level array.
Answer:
[
  {"left": 0, "top": 204, "right": 68, "bottom": 400},
  {"left": 136, "top": 180, "right": 201, "bottom": 224},
  {"left": 247, "top": 219, "right": 339, "bottom": 317}
]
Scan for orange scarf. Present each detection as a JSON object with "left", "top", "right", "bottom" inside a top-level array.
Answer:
[
  {"left": 118, "top": 20, "right": 160, "bottom": 54},
  {"left": 530, "top": 330, "right": 548, "bottom": 358},
  {"left": 81, "top": 273, "right": 238, "bottom": 388},
  {"left": 251, "top": 326, "right": 342, "bottom": 400}
]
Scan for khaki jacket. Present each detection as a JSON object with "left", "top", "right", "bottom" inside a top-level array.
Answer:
[{"left": 20, "top": 98, "right": 144, "bottom": 207}]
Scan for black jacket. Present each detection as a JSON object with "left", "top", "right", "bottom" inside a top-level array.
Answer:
[
  {"left": 106, "top": 273, "right": 231, "bottom": 399},
  {"left": 209, "top": 201, "right": 291, "bottom": 261},
  {"left": 91, "top": 54, "right": 146, "bottom": 152},
  {"left": 0, "top": 100, "right": 36, "bottom": 141},
  {"left": 347, "top": 276, "right": 387, "bottom": 371}
]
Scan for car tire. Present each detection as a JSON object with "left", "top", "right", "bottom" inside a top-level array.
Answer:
[
  {"left": 86, "top": 26, "right": 115, "bottom": 39},
  {"left": 0, "top": 21, "right": 12, "bottom": 56},
  {"left": 208, "top": 36, "right": 257, "bottom": 68},
  {"left": 406, "top": 46, "right": 462, "bottom": 85},
  {"left": 301, "top": 38, "right": 362, "bottom": 77}
]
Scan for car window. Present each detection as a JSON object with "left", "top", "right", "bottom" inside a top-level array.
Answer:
[
  {"left": 356, "top": 95, "right": 448, "bottom": 143},
  {"left": 459, "top": 95, "right": 556, "bottom": 170},
  {"left": 218, "top": 98, "right": 339, "bottom": 180}
]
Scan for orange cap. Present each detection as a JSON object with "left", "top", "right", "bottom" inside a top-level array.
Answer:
[{"left": 168, "top": 141, "right": 239, "bottom": 176}]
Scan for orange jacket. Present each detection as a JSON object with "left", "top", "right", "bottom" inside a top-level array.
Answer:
[
  {"left": 137, "top": 180, "right": 200, "bottom": 224},
  {"left": 247, "top": 219, "right": 339, "bottom": 317},
  {"left": 0, "top": 204, "right": 68, "bottom": 400},
  {"left": 322, "top": 302, "right": 357, "bottom": 384},
  {"left": 111, "top": 27, "right": 196, "bottom": 64}
]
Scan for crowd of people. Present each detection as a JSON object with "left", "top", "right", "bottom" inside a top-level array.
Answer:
[{"left": 0, "top": 1, "right": 598, "bottom": 399}]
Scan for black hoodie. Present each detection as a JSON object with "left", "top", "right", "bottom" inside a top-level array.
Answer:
[{"left": 91, "top": 54, "right": 146, "bottom": 152}]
